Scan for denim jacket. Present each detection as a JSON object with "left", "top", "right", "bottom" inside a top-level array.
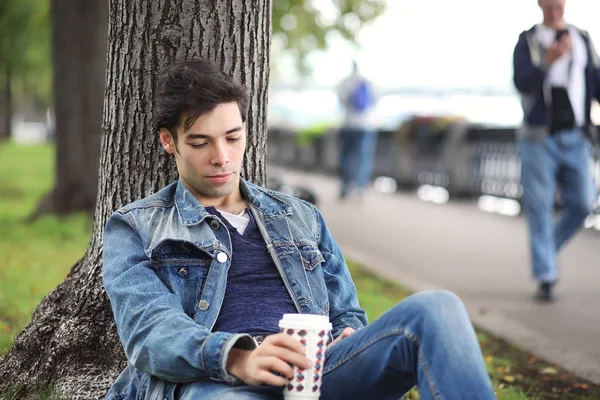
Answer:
[{"left": 102, "top": 179, "right": 367, "bottom": 399}]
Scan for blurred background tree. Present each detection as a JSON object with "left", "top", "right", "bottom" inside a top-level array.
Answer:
[
  {"left": 0, "top": 0, "right": 51, "bottom": 140},
  {"left": 272, "top": 0, "right": 386, "bottom": 75},
  {"left": 32, "top": 0, "right": 108, "bottom": 217}
]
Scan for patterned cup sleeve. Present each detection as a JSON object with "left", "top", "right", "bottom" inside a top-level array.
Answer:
[{"left": 282, "top": 327, "right": 329, "bottom": 396}]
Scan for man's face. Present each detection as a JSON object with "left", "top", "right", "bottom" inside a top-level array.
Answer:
[
  {"left": 160, "top": 101, "right": 246, "bottom": 204},
  {"left": 539, "top": 0, "right": 566, "bottom": 29}
]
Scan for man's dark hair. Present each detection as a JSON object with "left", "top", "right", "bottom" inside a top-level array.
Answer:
[{"left": 155, "top": 58, "right": 248, "bottom": 141}]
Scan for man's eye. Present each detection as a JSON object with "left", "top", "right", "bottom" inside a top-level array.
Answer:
[
  {"left": 227, "top": 137, "right": 241, "bottom": 142},
  {"left": 190, "top": 143, "right": 207, "bottom": 149}
]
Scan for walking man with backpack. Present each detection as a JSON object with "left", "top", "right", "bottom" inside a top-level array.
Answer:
[{"left": 337, "top": 61, "right": 377, "bottom": 200}]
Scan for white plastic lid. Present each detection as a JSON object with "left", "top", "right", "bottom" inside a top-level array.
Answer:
[{"left": 278, "top": 313, "right": 332, "bottom": 331}]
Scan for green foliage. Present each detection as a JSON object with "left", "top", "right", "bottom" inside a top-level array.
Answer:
[
  {"left": 0, "top": 0, "right": 52, "bottom": 105},
  {"left": 295, "top": 121, "right": 336, "bottom": 147},
  {"left": 0, "top": 142, "right": 92, "bottom": 354},
  {"left": 272, "top": 0, "right": 386, "bottom": 73}
]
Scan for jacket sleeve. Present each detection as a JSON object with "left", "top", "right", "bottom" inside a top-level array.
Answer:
[
  {"left": 513, "top": 31, "right": 548, "bottom": 94},
  {"left": 313, "top": 206, "right": 368, "bottom": 338},
  {"left": 596, "top": 65, "right": 600, "bottom": 104},
  {"left": 102, "top": 211, "right": 254, "bottom": 384},
  {"left": 590, "top": 36, "right": 600, "bottom": 103}
]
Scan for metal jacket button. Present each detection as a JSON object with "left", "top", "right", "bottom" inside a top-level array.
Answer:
[
  {"left": 178, "top": 267, "right": 187, "bottom": 276},
  {"left": 198, "top": 300, "right": 209, "bottom": 310},
  {"left": 210, "top": 219, "right": 220, "bottom": 230},
  {"left": 216, "top": 252, "right": 228, "bottom": 263}
]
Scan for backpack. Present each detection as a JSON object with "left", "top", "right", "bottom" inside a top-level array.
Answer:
[{"left": 348, "top": 79, "right": 373, "bottom": 112}]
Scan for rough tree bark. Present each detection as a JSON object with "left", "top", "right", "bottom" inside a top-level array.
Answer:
[
  {"left": 33, "top": 0, "right": 108, "bottom": 217},
  {"left": 0, "top": 0, "right": 271, "bottom": 399}
]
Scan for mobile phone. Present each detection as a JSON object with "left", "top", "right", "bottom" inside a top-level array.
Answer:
[{"left": 555, "top": 29, "right": 569, "bottom": 41}]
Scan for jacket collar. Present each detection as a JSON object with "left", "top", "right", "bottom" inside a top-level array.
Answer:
[{"left": 174, "top": 178, "right": 292, "bottom": 226}]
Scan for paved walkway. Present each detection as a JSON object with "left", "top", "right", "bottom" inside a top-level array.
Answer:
[{"left": 270, "top": 166, "right": 600, "bottom": 384}]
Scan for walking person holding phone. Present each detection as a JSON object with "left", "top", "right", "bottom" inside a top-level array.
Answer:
[{"left": 513, "top": 0, "right": 600, "bottom": 302}]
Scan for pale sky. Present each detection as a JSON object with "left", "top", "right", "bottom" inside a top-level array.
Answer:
[{"left": 292, "top": 0, "right": 600, "bottom": 90}]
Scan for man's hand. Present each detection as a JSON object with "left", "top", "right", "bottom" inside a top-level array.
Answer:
[
  {"left": 226, "top": 334, "right": 312, "bottom": 387},
  {"left": 546, "top": 34, "right": 572, "bottom": 65},
  {"left": 327, "top": 327, "right": 355, "bottom": 349}
]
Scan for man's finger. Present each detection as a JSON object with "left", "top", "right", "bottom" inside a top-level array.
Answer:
[
  {"left": 254, "top": 355, "right": 296, "bottom": 380},
  {"left": 254, "top": 341, "right": 312, "bottom": 370},
  {"left": 249, "top": 368, "right": 288, "bottom": 387},
  {"left": 341, "top": 327, "right": 356, "bottom": 337},
  {"left": 263, "top": 333, "right": 306, "bottom": 353}
]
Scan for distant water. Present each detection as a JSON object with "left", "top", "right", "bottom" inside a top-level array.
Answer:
[{"left": 268, "top": 88, "right": 523, "bottom": 131}]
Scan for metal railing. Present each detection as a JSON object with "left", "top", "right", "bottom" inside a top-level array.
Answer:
[{"left": 266, "top": 123, "right": 600, "bottom": 218}]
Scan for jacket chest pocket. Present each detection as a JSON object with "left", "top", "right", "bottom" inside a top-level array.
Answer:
[
  {"left": 277, "top": 242, "right": 329, "bottom": 314},
  {"left": 152, "top": 241, "right": 212, "bottom": 317}
]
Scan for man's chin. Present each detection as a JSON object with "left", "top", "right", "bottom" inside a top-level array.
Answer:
[{"left": 207, "top": 183, "right": 236, "bottom": 198}]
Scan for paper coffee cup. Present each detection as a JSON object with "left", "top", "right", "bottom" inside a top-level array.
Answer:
[{"left": 278, "top": 314, "right": 332, "bottom": 399}]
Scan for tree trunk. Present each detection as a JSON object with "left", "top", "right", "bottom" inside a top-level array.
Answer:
[
  {"left": 0, "top": 65, "right": 11, "bottom": 141},
  {"left": 32, "top": 0, "right": 108, "bottom": 218},
  {"left": 0, "top": 0, "right": 271, "bottom": 399}
]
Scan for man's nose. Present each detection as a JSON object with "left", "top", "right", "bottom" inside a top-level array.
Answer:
[{"left": 210, "top": 142, "right": 229, "bottom": 166}]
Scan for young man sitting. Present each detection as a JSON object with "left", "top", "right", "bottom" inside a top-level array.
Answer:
[{"left": 102, "top": 58, "right": 497, "bottom": 400}]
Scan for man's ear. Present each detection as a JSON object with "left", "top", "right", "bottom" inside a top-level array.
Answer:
[{"left": 159, "top": 128, "right": 176, "bottom": 154}]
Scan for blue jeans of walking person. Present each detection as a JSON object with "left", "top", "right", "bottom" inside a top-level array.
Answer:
[
  {"left": 339, "top": 126, "right": 377, "bottom": 199},
  {"left": 171, "top": 291, "right": 496, "bottom": 400},
  {"left": 517, "top": 128, "right": 596, "bottom": 283}
]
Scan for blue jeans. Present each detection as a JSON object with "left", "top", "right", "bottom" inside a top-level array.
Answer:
[
  {"left": 338, "top": 126, "right": 377, "bottom": 197},
  {"left": 172, "top": 291, "right": 496, "bottom": 400},
  {"left": 517, "top": 129, "right": 596, "bottom": 282}
]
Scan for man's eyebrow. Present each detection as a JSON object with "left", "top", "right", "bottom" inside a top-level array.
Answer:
[
  {"left": 225, "top": 126, "right": 243, "bottom": 134},
  {"left": 184, "top": 126, "right": 243, "bottom": 140},
  {"left": 185, "top": 133, "right": 210, "bottom": 140}
]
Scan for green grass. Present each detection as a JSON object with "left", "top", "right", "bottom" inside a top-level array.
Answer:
[
  {"left": 0, "top": 142, "right": 92, "bottom": 354},
  {"left": 1, "top": 385, "right": 69, "bottom": 400},
  {"left": 1, "top": 142, "right": 598, "bottom": 399}
]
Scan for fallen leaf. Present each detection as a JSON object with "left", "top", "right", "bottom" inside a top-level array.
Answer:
[
  {"left": 574, "top": 383, "right": 588, "bottom": 390},
  {"left": 541, "top": 366, "right": 558, "bottom": 375},
  {"left": 501, "top": 375, "right": 515, "bottom": 383},
  {"left": 497, "top": 366, "right": 511, "bottom": 374}
]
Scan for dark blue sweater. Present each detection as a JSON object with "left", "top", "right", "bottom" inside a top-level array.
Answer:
[{"left": 209, "top": 208, "right": 297, "bottom": 336}]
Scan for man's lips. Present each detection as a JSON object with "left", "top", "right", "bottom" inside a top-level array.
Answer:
[{"left": 206, "top": 173, "right": 233, "bottom": 183}]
